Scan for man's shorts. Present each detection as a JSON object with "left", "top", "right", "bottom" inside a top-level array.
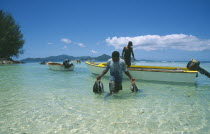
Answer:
[
  {"left": 114, "top": 82, "right": 122, "bottom": 93},
  {"left": 124, "top": 58, "right": 131, "bottom": 67}
]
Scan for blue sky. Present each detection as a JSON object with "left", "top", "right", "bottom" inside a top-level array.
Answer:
[{"left": 1, "top": 0, "right": 210, "bottom": 61}]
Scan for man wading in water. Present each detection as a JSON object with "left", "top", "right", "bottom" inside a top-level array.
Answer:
[{"left": 96, "top": 51, "right": 135, "bottom": 94}]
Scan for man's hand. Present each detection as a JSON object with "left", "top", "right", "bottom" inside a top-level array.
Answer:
[
  {"left": 97, "top": 75, "right": 101, "bottom": 81},
  {"left": 131, "top": 78, "right": 135, "bottom": 82}
]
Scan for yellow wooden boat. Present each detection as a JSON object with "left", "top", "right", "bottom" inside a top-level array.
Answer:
[{"left": 85, "top": 61, "right": 198, "bottom": 83}]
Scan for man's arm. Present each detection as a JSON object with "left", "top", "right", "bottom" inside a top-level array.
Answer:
[
  {"left": 131, "top": 48, "right": 135, "bottom": 60},
  {"left": 97, "top": 69, "right": 108, "bottom": 80},
  {"left": 125, "top": 71, "right": 135, "bottom": 82},
  {"left": 122, "top": 47, "right": 125, "bottom": 59},
  {"left": 122, "top": 60, "right": 135, "bottom": 81},
  {"left": 97, "top": 60, "right": 110, "bottom": 80}
]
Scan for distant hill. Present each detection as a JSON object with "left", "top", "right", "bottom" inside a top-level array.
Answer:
[
  {"left": 94, "top": 54, "right": 111, "bottom": 61},
  {"left": 21, "top": 54, "right": 111, "bottom": 62}
]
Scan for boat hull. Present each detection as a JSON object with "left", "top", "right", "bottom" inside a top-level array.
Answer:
[
  {"left": 47, "top": 62, "right": 74, "bottom": 71},
  {"left": 86, "top": 61, "right": 198, "bottom": 83}
]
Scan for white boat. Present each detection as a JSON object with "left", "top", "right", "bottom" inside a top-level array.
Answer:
[
  {"left": 85, "top": 61, "right": 198, "bottom": 83},
  {"left": 47, "top": 62, "right": 74, "bottom": 71}
]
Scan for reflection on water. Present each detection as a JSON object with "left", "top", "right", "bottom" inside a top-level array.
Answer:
[{"left": 0, "top": 62, "right": 210, "bottom": 133}]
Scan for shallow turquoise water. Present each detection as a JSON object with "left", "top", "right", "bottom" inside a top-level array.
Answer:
[{"left": 0, "top": 62, "right": 210, "bottom": 134}]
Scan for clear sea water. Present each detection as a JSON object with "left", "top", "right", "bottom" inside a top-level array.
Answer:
[{"left": 0, "top": 61, "right": 210, "bottom": 134}]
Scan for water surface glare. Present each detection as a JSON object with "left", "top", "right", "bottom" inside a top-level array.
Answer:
[{"left": 0, "top": 62, "right": 210, "bottom": 133}]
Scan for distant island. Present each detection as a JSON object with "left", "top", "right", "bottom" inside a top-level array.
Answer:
[
  {"left": 20, "top": 54, "right": 210, "bottom": 63},
  {"left": 21, "top": 54, "right": 111, "bottom": 62}
]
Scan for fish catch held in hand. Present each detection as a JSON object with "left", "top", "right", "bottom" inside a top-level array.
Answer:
[
  {"left": 130, "top": 82, "right": 139, "bottom": 92},
  {"left": 93, "top": 80, "right": 104, "bottom": 94}
]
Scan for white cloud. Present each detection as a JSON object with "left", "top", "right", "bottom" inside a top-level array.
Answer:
[
  {"left": 74, "top": 42, "right": 86, "bottom": 47},
  {"left": 62, "top": 45, "right": 68, "bottom": 50},
  {"left": 91, "top": 50, "right": 98, "bottom": 54},
  {"left": 60, "top": 38, "right": 86, "bottom": 48},
  {"left": 61, "top": 38, "right": 72, "bottom": 44},
  {"left": 48, "top": 42, "right": 53, "bottom": 45},
  {"left": 105, "top": 34, "right": 210, "bottom": 51}
]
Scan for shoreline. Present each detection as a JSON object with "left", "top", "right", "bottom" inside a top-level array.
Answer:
[{"left": 0, "top": 58, "right": 24, "bottom": 64}]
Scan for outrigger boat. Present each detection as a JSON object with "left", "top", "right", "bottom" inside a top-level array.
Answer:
[
  {"left": 85, "top": 61, "right": 198, "bottom": 83},
  {"left": 47, "top": 62, "right": 74, "bottom": 71}
]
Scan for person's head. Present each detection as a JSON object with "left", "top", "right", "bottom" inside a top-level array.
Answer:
[
  {"left": 128, "top": 41, "right": 133, "bottom": 48},
  {"left": 112, "top": 51, "right": 120, "bottom": 62},
  {"left": 65, "top": 59, "right": 69, "bottom": 62}
]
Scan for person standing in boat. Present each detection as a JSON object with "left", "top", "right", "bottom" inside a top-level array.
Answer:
[
  {"left": 63, "top": 59, "right": 72, "bottom": 68},
  {"left": 96, "top": 51, "right": 135, "bottom": 94},
  {"left": 63, "top": 59, "right": 70, "bottom": 65},
  {"left": 122, "top": 41, "right": 135, "bottom": 67}
]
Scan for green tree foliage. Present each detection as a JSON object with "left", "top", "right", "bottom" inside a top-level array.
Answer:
[{"left": 0, "top": 10, "right": 24, "bottom": 59}]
